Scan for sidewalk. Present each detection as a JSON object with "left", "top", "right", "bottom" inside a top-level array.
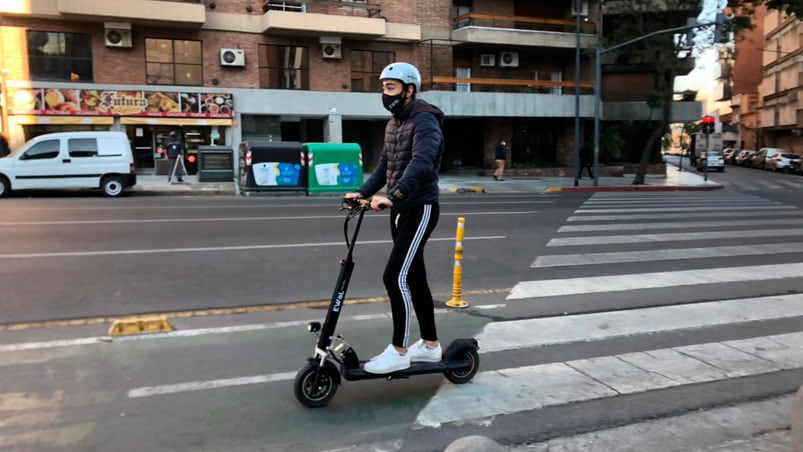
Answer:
[{"left": 131, "top": 163, "right": 723, "bottom": 196}]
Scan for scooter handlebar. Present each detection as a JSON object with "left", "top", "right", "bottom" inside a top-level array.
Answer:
[{"left": 341, "top": 197, "right": 370, "bottom": 212}]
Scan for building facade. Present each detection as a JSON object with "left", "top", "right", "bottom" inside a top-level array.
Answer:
[
  {"left": 0, "top": 0, "right": 701, "bottom": 175},
  {"left": 759, "top": 9, "right": 803, "bottom": 151}
]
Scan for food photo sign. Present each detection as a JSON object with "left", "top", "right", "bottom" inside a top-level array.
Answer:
[{"left": 9, "top": 88, "right": 234, "bottom": 118}]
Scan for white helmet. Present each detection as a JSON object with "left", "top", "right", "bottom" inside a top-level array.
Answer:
[{"left": 379, "top": 62, "right": 421, "bottom": 93}]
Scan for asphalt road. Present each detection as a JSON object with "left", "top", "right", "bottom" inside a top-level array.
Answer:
[
  {"left": 0, "top": 192, "right": 575, "bottom": 324},
  {"left": 1, "top": 163, "right": 803, "bottom": 451}
]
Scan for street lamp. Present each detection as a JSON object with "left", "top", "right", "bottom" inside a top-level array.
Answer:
[{"left": 573, "top": 0, "right": 582, "bottom": 186}]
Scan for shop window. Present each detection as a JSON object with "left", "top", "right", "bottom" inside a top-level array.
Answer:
[
  {"left": 21, "top": 140, "right": 60, "bottom": 160},
  {"left": 145, "top": 38, "right": 203, "bottom": 86},
  {"left": 350, "top": 50, "right": 393, "bottom": 92},
  {"left": 258, "top": 45, "right": 309, "bottom": 89},
  {"left": 27, "top": 31, "right": 93, "bottom": 82},
  {"left": 68, "top": 138, "right": 98, "bottom": 158}
]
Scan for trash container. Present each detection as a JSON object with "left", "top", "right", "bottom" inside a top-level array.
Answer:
[
  {"left": 304, "top": 143, "right": 363, "bottom": 194},
  {"left": 238, "top": 141, "right": 306, "bottom": 193},
  {"left": 198, "top": 146, "right": 234, "bottom": 182}
]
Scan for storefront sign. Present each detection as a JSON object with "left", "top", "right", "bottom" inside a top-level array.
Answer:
[{"left": 9, "top": 88, "right": 234, "bottom": 118}]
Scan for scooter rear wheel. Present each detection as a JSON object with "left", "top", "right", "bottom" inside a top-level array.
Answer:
[
  {"left": 294, "top": 362, "right": 340, "bottom": 408},
  {"left": 444, "top": 349, "right": 479, "bottom": 384}
]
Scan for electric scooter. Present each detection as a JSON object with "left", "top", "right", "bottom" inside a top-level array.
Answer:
[{"left": 293, "top": 198, "right": 480, "bottom": 408}]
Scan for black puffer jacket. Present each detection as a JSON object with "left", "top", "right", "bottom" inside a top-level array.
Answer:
[{"left": 359, "top": 98, "right": 444, "bottom": 210}]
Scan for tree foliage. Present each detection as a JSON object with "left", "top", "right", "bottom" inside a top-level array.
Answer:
[{"left": 728, "top": 0, "right": 802, "bottom": 20}]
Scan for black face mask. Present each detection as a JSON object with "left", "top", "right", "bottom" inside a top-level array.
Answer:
[{"left": 382, "top": 91, "right": 407, "bottom": 115}]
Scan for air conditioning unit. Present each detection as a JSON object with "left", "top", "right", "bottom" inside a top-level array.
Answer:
[
  {"left": 104, "top": 22, "right": 132, "bottom": 48},
  {"left": 570, "top": 0, "right": 589, "bottom": 17},
  {"left": 220, "top": 48, "right": 245, "bottom": 67},
  {"left": 320, "top": 36, "right": 342, "bottom": 60},
  {"left": 499, "top": 51, "right": 519, "bottom": 68},
  {"left": 480, "top": 54, "right": 496, "bottom": 67}
]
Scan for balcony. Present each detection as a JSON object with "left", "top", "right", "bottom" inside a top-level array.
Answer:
[
  {"left": 428, "top": 76, "right": 593, "bottom": 95},
  {"left": 260, "top": 0, "right": 387, "bottom": 37},
  {"left": 451, "top": 13, "right": 598, "bottom": 49},
  {"left": 56, "top": 0, "right": 206, "bottom": 27}
]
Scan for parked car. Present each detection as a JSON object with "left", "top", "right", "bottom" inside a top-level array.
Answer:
[
  {"left": 696, "top": 150, "right": 725, "bottom": 172},
  {"left": 767, "top": 153, "right": 801, "bottom": 173},
  {"left": 722, "top": 148, "right": 739, "bottom": 164},
  {"left": 0, "top": 131, "right": 136, "bottom": 198},
  {"left": 752, "top": 147, "right": 784, "bottom": 169},
  {"left": 734, "top": 150, "right": 756, "bottom": 166},
  {"left": 791, "top": 159, "right": 802, "bottom": 175}
]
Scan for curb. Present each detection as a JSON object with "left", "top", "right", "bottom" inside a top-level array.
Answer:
[
  {"left": 793, "top": 385, "right": 803, "bottom": 452},
  {"left": 447, "top": 187, "right": 486, "bottom": 193},
  {"left": 550, "top": 184, "right": 724, "bottom": 193}
]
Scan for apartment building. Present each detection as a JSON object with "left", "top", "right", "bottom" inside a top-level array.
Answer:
[
  {"left": 0, "top": 0, "right": 701, "bottom": 174},
  {"left": 759, "top": 9, "right": 803, "bottom": 151}
]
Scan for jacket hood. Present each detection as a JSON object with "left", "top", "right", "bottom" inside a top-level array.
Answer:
[{"left": 397, "top": 99, "right": 444, "bottom": 123}]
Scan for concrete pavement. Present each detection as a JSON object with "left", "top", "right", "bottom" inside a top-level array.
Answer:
[{"left": 130, "top": 163, "right": 723, "bottom": 196}]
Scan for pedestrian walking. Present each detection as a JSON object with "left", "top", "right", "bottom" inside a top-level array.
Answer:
[
  {"left": 163, "top": 130, "right": 184, "bottom": 182},
  {"left": 578, "top": 143, "right": 593, "bottom": 179},
  {"left": 493, "top": 139, "right": 507, "bottom": 181}
]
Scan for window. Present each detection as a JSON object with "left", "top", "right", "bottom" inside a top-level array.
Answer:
[
  {"left": 22, "top": 140, "right": 60, "bottom": 160},
  {"left": 145, "top": 39, "right": 203, "bottom": 86},
  {"left": 68, "top": 138, "right": 98, "bottom": 158},
  {"left": 258, "top": 45, "right": 309, "bottom": 90},
  {"left": 27, "top": 31, "right": 93, "bottom": 82},
  {"left": 350, "top": 51, "right": 393, "bottom": 92}
]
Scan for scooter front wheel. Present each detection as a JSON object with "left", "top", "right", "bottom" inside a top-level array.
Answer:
[
  {"left": 294, "top": 361, "right": 340, "bottom": 408},
  {"left": 444, "top": 349, "right": 479, "bottom": 384}
]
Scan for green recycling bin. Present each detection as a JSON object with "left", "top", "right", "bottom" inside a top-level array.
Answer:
[{"left": 304, "top": 143, "right": 363, "bottom": 194}]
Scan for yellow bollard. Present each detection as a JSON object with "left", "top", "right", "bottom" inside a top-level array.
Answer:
[{"left": 445, "top": 217, "right": 469, "bottom": 308}]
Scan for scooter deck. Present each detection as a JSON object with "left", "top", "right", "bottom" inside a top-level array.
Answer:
[{"left": 341, "top": 359, "right": 471, "bottom": 381}]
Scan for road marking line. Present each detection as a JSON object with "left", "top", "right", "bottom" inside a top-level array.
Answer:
[
  {"left": 128, "top": 372, "right": 298, "bottom": 398},
  {"left": 0, "top": 235, "right": 506, "bottom": 260},
  {"left": 567, "top": 210, "right": 803, "bottom": 221},
  {"left": 479, "top": 294, "right": 803, "bottom": 352},
  {"left": 547, "top": 228, "right": 803, "bottom": 246},
  {"left": 0, "top": 212, "right": 537, "bottom": 227},
  {"left": 414, "top": 331, "right": 803, "bottom": 428},
  {"left": 509, "top": 262, "right": 803, "bottom": 299},
  {"left": 532, "top": 243, "right": 803, "bottom": 267},
  {"left": 558, "top": 218, "right": 803, "bottom": 232}
]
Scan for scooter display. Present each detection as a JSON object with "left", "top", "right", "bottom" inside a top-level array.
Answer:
[{"left": 294, "top": 198, "right": 480, "bottom": 408}]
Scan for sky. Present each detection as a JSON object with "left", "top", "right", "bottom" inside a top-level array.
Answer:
[{"left": 674, "top": 0, "right": 726, "bottom": 109}]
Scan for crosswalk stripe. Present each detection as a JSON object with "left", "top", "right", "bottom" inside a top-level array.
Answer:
[
  {"left": 479, "top": 294, "right": 803, "bottom": 352},
  {"left": 751, "top": 180, "right": 784, "bottom": 189},
  {"left": 532, "top": 242, "right": 803, "bottom": 267},
  {"left": 558, "top": 217, "right": 803, "bottom": 232},
  {"left": 774, "top": 179, "right": 803, "bottom": 188},
  {"left": 547, "top": 227, "right": 803, "bottom": 246},
  {"left": 508, "top": 262, "right": 803, "bottom": 299},
  {"left": 414, "top": 331, "right": 803, "bottom": 428},
  {"left": 574, "top": 205, "right": 795, "bottom": 213},
  {"left": 568, "top": 210, "right": 803, "bottom": 221}
]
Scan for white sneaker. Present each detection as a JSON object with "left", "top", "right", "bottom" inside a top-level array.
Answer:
[
  {"left": 364, "top": 344, "right": 411, "bottom": 374},
  {"left": 407, "top": 339, "right": 442, "bottom": 363}
]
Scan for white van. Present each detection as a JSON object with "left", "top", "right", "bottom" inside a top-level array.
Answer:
[{"left": 0, "top": 131, "right": 136, "bottom": 197}]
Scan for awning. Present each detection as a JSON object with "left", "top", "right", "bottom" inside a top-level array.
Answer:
[
  {"left": 120, "top": 117, "right": 233, "bottom": 126},
  {"left": 12, "top": 115, "right": 115, "bottom": 125}
]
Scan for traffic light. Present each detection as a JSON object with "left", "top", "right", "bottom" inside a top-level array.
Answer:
[
  {"left": 701, "top": 115, "right": 715, "bottom": 134},
  {"left": 714, "top": 11, "right": 734, "bottom": 44}
]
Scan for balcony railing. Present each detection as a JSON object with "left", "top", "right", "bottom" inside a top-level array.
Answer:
[
  {"left": 453, "top": 13, "right": 597, "bottom": 34},
  {"left": 429, "top": 76, "right": 594, "bottom": 94},
  {"left": 262, "top": 0, "right": 382, "bottom": 17}
]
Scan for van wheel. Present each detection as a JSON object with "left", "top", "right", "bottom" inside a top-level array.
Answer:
[
  {"left": 101, "top": 176, "right": 124, "bottom": 197},
  {"left": 0, "top": 175, "right": 9, "bottom": 198}
]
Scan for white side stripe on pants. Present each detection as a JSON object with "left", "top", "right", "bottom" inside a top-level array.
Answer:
[{"left": 397, "top": 204, "right": 432, "bottom": 347}]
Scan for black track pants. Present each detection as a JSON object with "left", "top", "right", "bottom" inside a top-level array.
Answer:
[{"left": 384, "top": 203, "right": 439, "bottom": 348}]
